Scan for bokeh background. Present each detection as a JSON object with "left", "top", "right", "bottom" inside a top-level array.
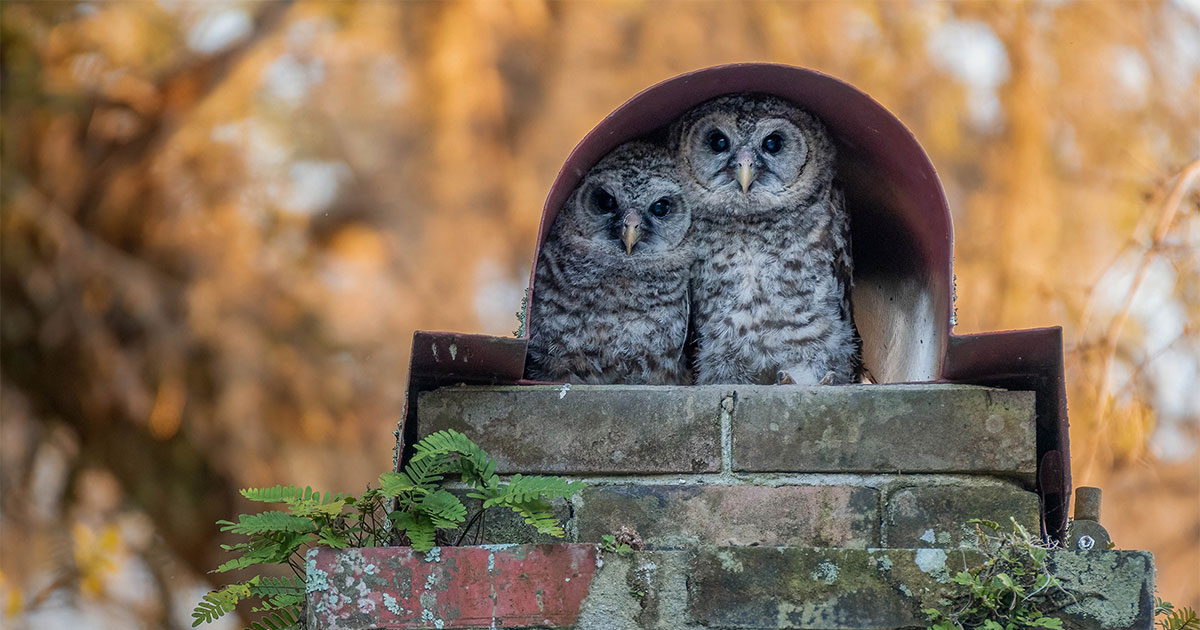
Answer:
[{"left": 1, "top": 1, "right": 1197, "bottom": 627}]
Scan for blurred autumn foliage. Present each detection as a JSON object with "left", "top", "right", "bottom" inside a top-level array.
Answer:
[{"left": 1, "top": 1, "right": 1197, "bottom": 627}]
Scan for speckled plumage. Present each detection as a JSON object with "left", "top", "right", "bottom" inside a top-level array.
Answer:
[
  {"left": 525, "top": 142, "right": 692, "bottom": 385},
  {"left": 674, "top": 93, "right": 860, "bottom": 385}
]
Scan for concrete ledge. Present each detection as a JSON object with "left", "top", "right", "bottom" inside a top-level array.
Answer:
[
  {"left": 307, "top": 546, "right": 1155, "bottom": 630},
  {"left": 731, "top": 385, "right": 1036, "bottom": 475},
  {"left": 415, "top": 384, "right": 1035, "bottom": 476},
  {"left": 418, "top": 385, "right": 723, "bottom": 474}
]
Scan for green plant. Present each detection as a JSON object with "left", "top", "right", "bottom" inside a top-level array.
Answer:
[
  {"left": 513, "top": 287, "right": 530, "bottom": 337},
  {"left": 191, "top": 429, "right": 584, "bottom": 629},
  {"left": 923, "top": 518, "right": 1069, "bottom": 630},
  {"left": 600, "top": 534, "right": 634, "bottom": 556},
  {"left": 1156, "top": 598, "right": 1200, "bottom": 630}
]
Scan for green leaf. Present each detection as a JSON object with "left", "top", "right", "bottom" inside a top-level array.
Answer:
[
  {"left": 244, "top": 606, "right": 301, "bottom": 630},
  {"left": 242, "top": 485, "right": 346, "bottom": 506},
  {"left": 220, "top": 511, "right": 316, "bottom": 535},
  {"left": 191, "top": 579, "right": 257, "bottom": 627},
  {"left": 419, "top": 489, "right": 467, "bottom": 528},
  {"left": 482, "top": 474, "right": 585, "bottom": 508}
]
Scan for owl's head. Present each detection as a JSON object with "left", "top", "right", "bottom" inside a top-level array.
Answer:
[
  {"left": 560, "top": 141, "right": 691, "bottom": 257},
  {"left": 674, "top": 93, "right": 835, "bottom": 214}
]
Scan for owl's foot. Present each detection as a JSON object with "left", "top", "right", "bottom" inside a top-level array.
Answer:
[{"left": 776, "top": 368, "right": 837, "bottom": 385}]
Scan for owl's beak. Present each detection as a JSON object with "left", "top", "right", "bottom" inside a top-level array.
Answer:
[
  {"left": 734, "top": 148, "right": 757, "bottom": 193},
  {"left": 622, "top": 212, "right": 641, "bottom": 255},
  {"left": 622, "top": 224, "right": 641, "bottom": 255}
]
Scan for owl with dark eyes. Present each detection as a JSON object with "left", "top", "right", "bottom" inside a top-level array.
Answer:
[
  {"left": 525, "top": 142, "right": 693, "bottom": 385},
  {"left": 673, "top": 93, "right": 860, "bottom": 385}
]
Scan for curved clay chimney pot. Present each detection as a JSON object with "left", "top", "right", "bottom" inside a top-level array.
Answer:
[{"left": 531, "top": 62, "right": 952, "bottom": 384}]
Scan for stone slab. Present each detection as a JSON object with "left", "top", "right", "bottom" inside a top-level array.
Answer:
[
  {"left": 417, "top": 385, "right": 723, "bottom": 474},
  {"left": 575, "top": 484, "right": 880, "bottom": 549},
  {"left": 884, "top": 482, "right": 1041, "bottom": 548},
  {"left": 731, "top": 384, "right": 1036, "bottom": 475},
  {"left": 307, "top": 546, "right": 1155, "bottom": 630}
]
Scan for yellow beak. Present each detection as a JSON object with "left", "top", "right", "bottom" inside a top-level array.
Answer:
[
  {"left": 622, "top": 223, "right": 640, "bottom": 255},
  {"left": 735, "top": 148, "right": 756, "bottom": 193}
]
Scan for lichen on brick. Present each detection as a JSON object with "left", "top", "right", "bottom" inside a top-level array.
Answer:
[
  {"left": 811, "top": 561, "right": 839, "bottom": 584},
  {"left": 914, "top": 548, "right": 949, "bottom": 582},
  {"left": 382, "top": 592, "right": 404, "bottom": 615}
]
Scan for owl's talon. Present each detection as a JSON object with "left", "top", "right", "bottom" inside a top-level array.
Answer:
[
  {"left": 818, "top": 370, "right": 836, "bottom": 386},
  {"left": 776, "top": 370, "right": 797, "bottom": 385}
]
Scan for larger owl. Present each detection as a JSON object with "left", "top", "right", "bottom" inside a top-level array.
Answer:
[
  {"left": 674, "top": 93, "right": 860, "bottom": 385},
  {"left": 525, "top": 142, "right": 693, "bottom": 385}
]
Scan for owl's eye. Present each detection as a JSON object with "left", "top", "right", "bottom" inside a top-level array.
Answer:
[
  {"left": 648, "top": 197, "right": 672, "bottom": 217},
  {"left": 762, "top": 133, "right": 784, "bottom": 154},
  {"left": 707, "top": 131, "right": 730, "bottom": 153},
  {"left": 592, "top": 189, "right": 618, "bottom": 213}
]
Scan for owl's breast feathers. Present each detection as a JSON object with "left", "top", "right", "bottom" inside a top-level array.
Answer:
[
  {"left": 689, "top": 183, "right": 858, "bottom": 385},
  {"left": 525, "top": 236, "right": 692, "bottom": 385}
]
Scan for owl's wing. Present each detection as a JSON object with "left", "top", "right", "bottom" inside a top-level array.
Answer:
[{"left": 832, "top": 185, "right": 853, "bottom": 317}]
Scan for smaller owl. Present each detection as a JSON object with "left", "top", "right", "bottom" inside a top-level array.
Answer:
[{"left": 525, "top": 142, "right": 693, "bottom": 385}]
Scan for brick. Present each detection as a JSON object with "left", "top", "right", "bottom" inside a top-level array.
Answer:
[
  {"left": 1052, "top": 551, "right": 1156, "bottom": 630},
  {"left": 307, "top": 546, "right": 1156, "bottom": 630},
  {"left": 684, "top": 548, "right": 1155, "bottom": 630},
  {"left": 687, "top": 547, "right": 947, "bottom": 629},
  {"left": 883, "top": 482, "right": 1041, "bottom": 548},
  {"left": 417, "top": 385, "right": 722, "bottom": 474},
  {"left": 731, "top": 384, "right": 1036, "bottom": 476},
  {"left": 305, "top": 544, "right": 598, "bottom": 630},
  {"left": 575, "top": 484, "right": 879, "bottom": 548}
]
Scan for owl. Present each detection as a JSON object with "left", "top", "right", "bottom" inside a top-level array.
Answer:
[
  {"left": 673, "top": 93, "right": 860, "bottom": 385},
  {"left": 524, "top": 141, "right": 693, "bottom": 385}
]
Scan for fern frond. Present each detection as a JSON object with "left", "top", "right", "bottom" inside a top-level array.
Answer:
[
  {"left": 220, "top": 511, "right": 317, "bottom": 535},
  {"left": 505, "top": 498, "right": 565, "bottom": 537},
  {"left": 317, "top": 526, "right": 351, "bottom": 549},
  {"left": 213, "top": 533, "right": 310, "bottom": 574},
  {"left": 289, "top": 498, "right": 346, "bottom": 520},
  {"left": 191, "top": 579, "right": 256, "bottom": 627},
  {"left": 419, "top": 489, "right": 467, "bottom": 529},
  {"left": 1160, "top": 606, "right": 1200, "bottom": 630},
  {"left": 413, "top": 429, "right": 496, "bottom": 482},
  {"left": 251, "top": 576, "right": 304, "bottom": 598},
  {"left": 242, "top": 485, "right": 346, "bottom": 505},
  {"left": 389, "top": 511, "right": 437, "bottom": 551},
  {"left": 482, "top": 474, "right": 585, "bottom": 508},
  {"left": 397, "top": 455, "right": 448, "bottom": 494},
  {"left": 412, "top": 429, "right": 479, "bottom": 461},
  {"left": 378, "top": 471, "right": 423, "bottom": 498},
  {"left": 244, "top": 606, "right": 301, "bottom": 630}
]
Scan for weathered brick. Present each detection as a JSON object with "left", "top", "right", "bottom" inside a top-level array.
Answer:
[
  {"left": 686, "top": 547, "right": 946, "bottom": 629},
  {"left": 417, "top": 385, "right": 722, "bottom": 474},
  {"left": 883, "top": 482, "right": 1040, "bottom": 548},
  {"left": 305, "top": 545, "right": 599, "bottom": 629},
  {"left": 575, "top": 484, "right": 879, "bottom": 548},
  {"left": 684, "top": 548, "right": 1155, "bottom": 630},
  {"left": 732, "top": 384, "right": 1036, "bottom": 476},
  {"left": 307, "top": 546, "right": 1156, "bottom": 630}
]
